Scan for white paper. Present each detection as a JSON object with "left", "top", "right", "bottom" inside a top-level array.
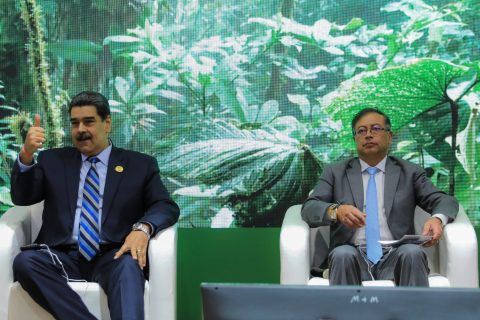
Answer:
[{"left": 379, "top": 235, "right": 433, "bottom": 247}]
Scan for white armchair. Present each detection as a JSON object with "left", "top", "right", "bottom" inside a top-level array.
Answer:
[
  {"left": 280, "top": 204, "right": 478, "bottom": 288},
  {"left": 0, "top": 202, "right": 177, "bottom": 320}
]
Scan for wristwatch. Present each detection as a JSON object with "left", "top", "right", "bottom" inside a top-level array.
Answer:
[
  {"left": 132, "top": 222, "right": 151, "bottom": 239},
  {"left": 327, "top": 204, "right": 339, "bottom": 223}
]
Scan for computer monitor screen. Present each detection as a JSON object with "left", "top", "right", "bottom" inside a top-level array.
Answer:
[{"left": 201, "top": 283, "right": 480, "bottom": 320}]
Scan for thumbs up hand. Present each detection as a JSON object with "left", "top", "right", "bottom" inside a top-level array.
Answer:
[
  {"left": 20, "top": 114, "right": 45, "bottom": 164},
  {"left": 33, "top": 114, "right": 41, "bottom": 127}
]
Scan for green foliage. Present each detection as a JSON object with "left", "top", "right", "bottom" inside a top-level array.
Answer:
[
  {"left": 2, "top": 0, "right": 480, "bottom": 225},
  {"left": 324, "top": 59, "right": 471, "bottom": 142},
  {"left": 324, "top": 58, "right": 480, "bottom": 195},
  {"left": 160, "top": 121, "right": 322, "bottom": 227},
  {"left": 19, "top": 0, "right": 62, "bottom": 148},
  {"left": 450, "top": 103, "right": 477, "bottom": 183},
  {"left": 108, "top": 74, "right": 167, "bottom": 149},
  {"left": 382, "top": 0, "right": 473, "bottom": 66},
  {"left": 0, "top": 87, "right": 19, "bottom": 210},
  {"left": 47, "top": 40, "right": 103, "bottom": 64},
  {"left": 7, "top": 111, "right": 31, "bottom": 145},
  {"left": 88, "top": 0, "right": 480, "bottom": 225}
]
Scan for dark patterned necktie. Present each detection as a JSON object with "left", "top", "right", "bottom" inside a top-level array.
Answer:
[{"left": 79, "top": 157, "right": 101, "bottom": 260}]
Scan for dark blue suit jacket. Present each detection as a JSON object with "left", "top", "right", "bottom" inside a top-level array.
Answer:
[{"left": 10, "top": 146, "right": 180, "bottom": 246}]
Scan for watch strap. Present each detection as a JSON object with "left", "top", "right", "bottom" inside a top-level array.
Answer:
[
  {"left": 328, "top": 203, "right": 341, "bottom": 222},
  {"left": 132, "top": 223, "right": 151, "bottom": 239}
]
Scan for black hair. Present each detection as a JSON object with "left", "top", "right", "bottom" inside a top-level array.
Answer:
[
  {"left": 68, "top": 91, "right": 110, "bottom": 120},
  {"left": 351, "top": 108, "right": 391, "bottom": 135}
]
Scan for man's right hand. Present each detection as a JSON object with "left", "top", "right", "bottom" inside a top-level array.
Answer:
[
  {"left": 20, "top": 114, "right": 45, "bottom": 165},
  {"left": 336, "top": 204, "right": 366, "bottom": 229}
]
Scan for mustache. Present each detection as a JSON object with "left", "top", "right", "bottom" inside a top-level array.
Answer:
[{"left": 76, "top": 132, "right": 92, "bottom": 141}]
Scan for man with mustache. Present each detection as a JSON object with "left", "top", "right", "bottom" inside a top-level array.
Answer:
[
  {"left": 10, "top": 91, "right": 180, "bottom": 319},
  {"left": 301, "top": 108, "right": 458, "bottom": 286}
]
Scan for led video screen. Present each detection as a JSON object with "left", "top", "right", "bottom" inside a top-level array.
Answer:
[{"left": 1, "top": 0, "right": 479, "bottom": 228}]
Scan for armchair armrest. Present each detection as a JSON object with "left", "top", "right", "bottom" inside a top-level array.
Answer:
[
  {"left": 148, "top": 224, "right": 177, "bottom": 320},
  {"left": 280, "top": 205, "right": 310, "bottom": 284},
  {"left": 0, "top": 205, "right": 33, "bottom": 318},
  {"left": 440, "top": 206, "right": 478, "bottom": 288}
]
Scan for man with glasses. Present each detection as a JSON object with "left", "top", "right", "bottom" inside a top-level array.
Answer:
[{"left": 301, "top": 108, "right": 458, "bottom": 286}]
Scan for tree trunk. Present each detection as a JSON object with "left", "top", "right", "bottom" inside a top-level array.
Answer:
[
  {"left": 449, "top": 101, "right": 459, "bottom": 196},
  {"left": 19, "top": 0, "right": 62, "bottom": 148}
]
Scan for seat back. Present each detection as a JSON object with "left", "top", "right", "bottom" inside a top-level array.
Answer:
[
  {"left": 30, "top": 201, "right": 44, "bottom": 241},
  {"left": 309, "top": 207, "right": 440, "bottom": 273}
]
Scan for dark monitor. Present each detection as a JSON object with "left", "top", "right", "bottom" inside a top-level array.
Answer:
[{"left": 201, "top": 283, "right": 480, "bottom": 320}]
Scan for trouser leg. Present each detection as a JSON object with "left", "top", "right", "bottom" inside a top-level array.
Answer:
[
  {"left": 374, "top": 244, "right": 429, "bottom": 286},
  {"left": 13, "top": 248, "right": 96, "bottom": 320},
  {"left": 93, "top": 249, "right": 146, "bottom": 320},
  {"left": 328, "top": 245, "right": 372, "bottom": 285}
]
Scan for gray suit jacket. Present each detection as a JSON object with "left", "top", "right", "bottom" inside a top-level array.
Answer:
[{"left": 301, "top": 156, "right": 459, "bottom": 269}]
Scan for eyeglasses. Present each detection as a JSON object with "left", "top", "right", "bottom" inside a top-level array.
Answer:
[{"left": 354, "top": 124, "right": 390, "bottom": 137}]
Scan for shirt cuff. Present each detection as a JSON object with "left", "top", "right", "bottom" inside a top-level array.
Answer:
[
  {"left": 432, "top": 213, "right": 448, "bottom": 227},
  {"left": 17, "top": 157, "right": 35, "bottom": 172}
]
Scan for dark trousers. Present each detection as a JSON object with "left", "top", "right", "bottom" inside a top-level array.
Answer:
[
  {"left": 328, "top": 244, "right": 429, "bottom": 286},
  {"left": 13, "top": 245, "right": 145, "bottom": 320}
]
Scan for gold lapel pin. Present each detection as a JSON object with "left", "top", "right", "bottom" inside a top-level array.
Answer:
[{"left": 115, "top": 165, "right": 124, "bottom": 173}]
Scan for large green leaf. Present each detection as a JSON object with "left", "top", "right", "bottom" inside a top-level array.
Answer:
[
  {"left": 323, "top": 59, "right": 472, "bottom": 141},
  {"left": 160, "top": 123, "right": 322, "bottom": 227}
]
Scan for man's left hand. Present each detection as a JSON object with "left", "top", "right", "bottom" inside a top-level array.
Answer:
[
  {"left": 422, "top": 217, "right": 443, "bottom": 247},
  {"left": 114, "top": 228, "right": 151, "bottom": 269}
]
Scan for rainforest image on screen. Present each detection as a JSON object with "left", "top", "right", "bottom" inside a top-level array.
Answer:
[{"left": 0, "top": 0, "right": 479, "bottom": 228}]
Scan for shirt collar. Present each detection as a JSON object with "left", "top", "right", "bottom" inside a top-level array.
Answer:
[
  {"left": 359, "top": 156, "right": 387, "bottom": 173},
  {"left": 81, "top": 143, "right": 112, "bottom": 166}
]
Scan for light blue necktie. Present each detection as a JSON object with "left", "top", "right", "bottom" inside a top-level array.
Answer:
[
  {"left": 366, "top": 167, "right": 382, "bottom": 264},
  {"left": 79, "top": 157, "right": 101, "bottom": 260}
]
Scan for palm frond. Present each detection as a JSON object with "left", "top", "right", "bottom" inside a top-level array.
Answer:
[{"left": 160, "top": 123, "right": 322, "bottom": 226}]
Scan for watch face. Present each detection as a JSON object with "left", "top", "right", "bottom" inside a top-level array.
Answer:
[
  {"left": 133, "top": 223, "right": 144, "bottom": 230},
  {"left": 132, "top": 223, "right": 150, "bottom": 237}
]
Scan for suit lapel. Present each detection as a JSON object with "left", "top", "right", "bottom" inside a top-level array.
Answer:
[
  {"left": 65, "top": 150, "right": 82, "bottom": 218},
  {"left": 102, "top": 147, "right": 126, "bottom": 224},
  {"left": 346, "top": 159, "right": 364, "bottom": 210},
  {"left": 384, "top": 157, "right": 400, "bottom": 218}
]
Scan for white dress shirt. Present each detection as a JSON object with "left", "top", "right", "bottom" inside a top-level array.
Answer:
[{"left": 351, "top": 156, "right": 447, "bottom": 245}]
